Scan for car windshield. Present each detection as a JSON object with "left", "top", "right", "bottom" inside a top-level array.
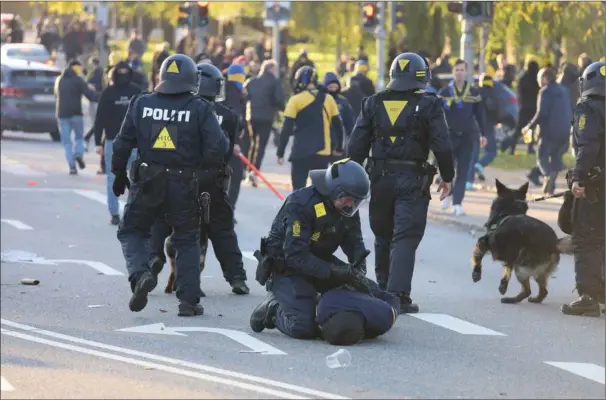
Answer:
[{"left": 6, "top": 47, "right": 49, "bottom": 59}]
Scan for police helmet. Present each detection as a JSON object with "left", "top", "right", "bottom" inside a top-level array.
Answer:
[
  {"left": 309, "top": 159, "right": 370, "bottom": 217},
  {"left": 155, "top": 54, "right": 199, "bottom": 95},
  {"left": 196, "top": 62, "right": 226, "bottom": 102},
  {"left": 387, "top": 52, "right": 430, "bottom": 92},
  {"left": 579, "top": 61, "right": 605, "bottom": 97},
  {"left": 292, "top": 66, "right": 318, "bottom": 94}
]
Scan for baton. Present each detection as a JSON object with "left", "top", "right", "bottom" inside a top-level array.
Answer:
[
  {"left": 528, "top": 190, "right": 569, "bottom": 203},
  {"left": 236, "top": 152, "right": 285, "bottom": 201}
]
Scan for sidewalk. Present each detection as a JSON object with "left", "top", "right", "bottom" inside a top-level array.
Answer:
[
  {"left": 251, "top": 144, "right": 565, "bottom": 235},
  {"left": 426, "top": 167, "right": 566, "bottom": 234}
]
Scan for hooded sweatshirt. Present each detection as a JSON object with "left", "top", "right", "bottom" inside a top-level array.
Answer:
[
  {"left": 54, "top": 61, "right": 99, "bottom": 118},
  {"left": 93, "top": 61, "right": 143, "bottom": 146},
  {"left": 322, "top": 72, "right": 355, "bottom": 137}
]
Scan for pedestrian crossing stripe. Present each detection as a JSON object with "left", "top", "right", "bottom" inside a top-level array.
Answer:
[
  {"left": 383, "top": 100, "right": 408, "bottom": 126},
  {"left": 398, "top": 59, "right": 409, "bottom": 71},
  {"left": 152, "top": 127, "right": 176, "bottom": 149},
  {"left": 167, "top": 61, "right": 180, "bottom": 74}
]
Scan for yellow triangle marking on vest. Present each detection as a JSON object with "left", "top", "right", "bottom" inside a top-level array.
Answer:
[
  {"left": 390, "top": 136, "right": 397, "bottom": 143},
  {"left": 398, "top": 59, "right": 409, "bottom": 71},
  {"left": 167, "top": 61, "right": 180, "bottom": 74},
  {"left": 383, "top": 100, "right": 408, "bottom": 125},
  {"left": 153, "top": 127, "right": 176, "bottom": 149}
]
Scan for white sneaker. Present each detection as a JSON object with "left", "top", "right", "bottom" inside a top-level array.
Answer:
[
  {"left": 453, "top": 204, "right": 466, "bottom": 216},
  {"left": 441, "top": 196, "right": 451, "bottom": 210}
]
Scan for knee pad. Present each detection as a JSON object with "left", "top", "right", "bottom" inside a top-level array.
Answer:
[{"left": 320, "top": 311, "right": 365, "bottom": 346}]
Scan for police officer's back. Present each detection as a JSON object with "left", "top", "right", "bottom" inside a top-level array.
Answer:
[
  {"left": 561, "top": 61, "right": 605, "bottom": 317},
  {"left": 112, "top": 54, "right": 228, "bottom": 317},
  {"left": 249, "top": 159, "right": 371, "bottom": 339},
  {"left": 346, "top": 52, "right": 455, "bottom": 313}
]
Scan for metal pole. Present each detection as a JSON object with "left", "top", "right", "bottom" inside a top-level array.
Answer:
[
  {"left": 376, "top": 1, "right": 387, "bottom": 91},
  {"left": 272, "top": 21, "right": 280, "bottom": 79},
  {"left": 460, "top": 15, "right": 475, "bottom": 84},
  {"left": 192, "top": 8, "right": 202, "bottom": 57},
  {"left": 479, "top": 24, "right": 488, "bottom": 74},
  {"left": 96, "top": 2, "right": 109, "bottom": 75}
]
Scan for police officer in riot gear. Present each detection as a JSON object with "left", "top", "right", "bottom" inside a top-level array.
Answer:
[
  {"left": 113, "top": 54, "right": 229, "bottom": 317},
  {"left": 249, "top": 159, "right": 371, "bottom": 339},
  {"left": 561, "top": 61, "right": 605, "bottom": 317},
  {"left": 347, "top": 52, "right": 455, "bottom": 313},
  {"left": 148, "top": 62, "right": 249, "bottom": 296}
]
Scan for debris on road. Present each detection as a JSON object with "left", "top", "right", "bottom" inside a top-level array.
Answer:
[{"left": 20, "top": 278, "right": 40, "bottom": 285}]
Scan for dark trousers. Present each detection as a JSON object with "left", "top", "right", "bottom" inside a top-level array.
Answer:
[
  {"left": 247, "top": 119, "right": 274, "bottom": 171},
  {"left": 369, "top": 172, "right": 430, "bottom": 294},
  {"left": 228, "top": 128, "right": 250, "bottom": 210},
  {"left": 118, "top": 172, "right": 202, "bottom": 304},
  {"left": 270, "top": 274, "right": 319, "bottom": 339},
  {"left": 450, "top": 133, "right": 475, "bottom": 205},
  {"left": 290, "top": 155, "right": 331, "bottom": 190},
  {"left": 536, "top": 137, "right": 569, "bottom": 176},
  {"left": 572, "top": 191, "right": 605, "bottom": 299},
  {"left": 150, "top": 179, "right": 247, "bottom": 283}
]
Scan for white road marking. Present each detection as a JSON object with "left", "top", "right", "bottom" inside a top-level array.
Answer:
[
  {"left": 0, "top": 319, "right": 348, "bottom": 399},
  {"left": 409, "top": 313, "right": 507, "bottom": 336},
  {"left": 0, "top": 219, "right": 33, "bottom": 230},
  {"left": 0, "top": 376, "right": 15, "bottom": 392},
  {"left": 0, "top": 155, "right": 47, "bottom": 176},
  {"left": 545, "top": 362, "right": 605, "bottom": 385},
  {"left": 241, "top": 251, "right": 257, "bottom": 262},
  {"left": 48, "top": 259, "right": 124, "bottom": 276},
  {"left": 73, "top": 189, "right": 125, "bottom": 214},
  {"left": 117, "top": 323, "right": 286, "bottom": 355}
]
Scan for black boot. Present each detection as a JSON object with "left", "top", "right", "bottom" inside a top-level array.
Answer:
[
  {"left": 231, "top": 279, "right": 250, "bottom": 295},
  {"left": 527, "top": 167, "right": 542, "bottom": 187},
  {"left": 542, "top": 172, "right": 558, "bottom": 195},
  {"left": 250, "top": 293, "right": 278, "bottom": 332},
  {"left": 178, "top": 302, "right": 204, "bottom": 317},
  {"left": 561, "top": 294, "right": 602, "bottom": 317},
  {"left": 397, "top": 293, "right": 419, "bottom": 314},
  {"left": 129, "top": 271, "right": 157, "bottom": 312}
]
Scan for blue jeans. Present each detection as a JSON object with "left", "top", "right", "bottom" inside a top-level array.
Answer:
[
  {"left": 467, "top": 129, "right": 497, "bottom": 183},
  {"left": 450, "top": 133, "right": 474, "bottom": 205},
  {"left": 105, "top": 140, "right": 137, "bottom": 217},
  {"left": 57, "top": 116, "right": 84, "bottom": 169}
]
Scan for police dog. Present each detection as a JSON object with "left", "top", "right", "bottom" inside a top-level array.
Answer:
[
  {"left": 164, "top": 234, "right": 208, "bottom": 297},
  {"left": 471, "top": 179, "right": 573, "bottom": 304}
]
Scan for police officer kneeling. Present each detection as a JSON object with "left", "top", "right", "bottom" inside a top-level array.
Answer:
[
  {"left": 347, "top": 52, "right": 455, "bottom": 313},
  {"left": 250, "top": 159, "right": 371, "bottom": 339},
  {"left": 112, "top": 54, "right": 228, "bottom": 316},
  {"left": 317, "top": 279, "right": 400, "bottom": 346},
  {"left": 561, "top": 61, "right": 605, "bottom": 317}
]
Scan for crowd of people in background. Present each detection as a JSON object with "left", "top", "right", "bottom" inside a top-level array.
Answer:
[{"left": 19, "top": 12, "right": 603, "bottom": 218}]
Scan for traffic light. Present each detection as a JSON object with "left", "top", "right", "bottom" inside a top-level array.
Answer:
[
  {"left": 178, "top": 2, "right": 192, "bottom": 27},
  {"left": 447, "top": 1, "right": 494, "bottom": 23},
  {"left": 394, "top": 3, "right": 405, "bottom": 25},
  {"left": 362, "top": 2, "right": 378, "bottom": 30},
  {"left": 197, "top": 2, "right": 210, "bottom": 28}
]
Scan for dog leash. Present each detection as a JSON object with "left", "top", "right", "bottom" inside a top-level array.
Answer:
[{"left": 528, "top": 190, "right": 569, "bottom": 203}]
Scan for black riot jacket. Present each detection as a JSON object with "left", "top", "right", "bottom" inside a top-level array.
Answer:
[
  {"left": 265, "top": 186, "right": 368, "bottom": 280},
  {"left": 112, "top": 92, "right": 228, "bottom": 173},
  {"left": 212, "top": 102, "right": 240, "bottom": 165},
  {"left": 346, "top": 89, "right": 455, "bottom": 183},
  {"left": 571, "top": 96, "right": 605, "bottom": 183}
]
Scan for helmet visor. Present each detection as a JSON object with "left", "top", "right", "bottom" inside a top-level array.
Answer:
[
  {"left": 215, "top": 77, "right": 226, "bottom": 102},
  {"left": 333, "top": 190, "right": 368, "bottom": 217}
]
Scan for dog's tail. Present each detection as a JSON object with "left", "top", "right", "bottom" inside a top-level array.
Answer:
[{"left": 556, "top": 236, "right": 573, "bottom": 255}]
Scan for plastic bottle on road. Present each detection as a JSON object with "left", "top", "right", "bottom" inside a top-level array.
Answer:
[{"left": 326, "top": 349, "right": 352, "bottom": 368}]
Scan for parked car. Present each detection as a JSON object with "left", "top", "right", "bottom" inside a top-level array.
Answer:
[
  {"left": 1, "top": 58, "right": 61, "bottom": 141},
  {"left": 1, "top": 43, "right": 53, "bottom": 65}
]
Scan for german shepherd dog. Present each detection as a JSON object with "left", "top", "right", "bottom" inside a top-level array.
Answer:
[
  {"left": 471, "top": 179, "right": 573, "bottom": 304},
  {"left": 164, "top": 229, "right": 209, "bottom": 297}
]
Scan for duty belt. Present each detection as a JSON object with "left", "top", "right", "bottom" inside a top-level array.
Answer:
[{"left": 384, "top": 159, "right": 425, "bottom": 173}]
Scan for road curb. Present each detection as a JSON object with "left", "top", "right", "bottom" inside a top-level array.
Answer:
[{"left": 426, "top": 211, "right": 487, "bottom": 234}]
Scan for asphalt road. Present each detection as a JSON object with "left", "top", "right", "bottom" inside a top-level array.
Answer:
[{"left": 1, "top": 132, "right": 604, "bottom": 399}]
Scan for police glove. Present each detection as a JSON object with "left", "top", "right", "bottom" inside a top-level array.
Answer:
[
  {"left": 112, "top": 170, "right": 131, "bottom": 197},
  {"left": 329, "top": 263, "right": 356, "bottom": 284}
]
